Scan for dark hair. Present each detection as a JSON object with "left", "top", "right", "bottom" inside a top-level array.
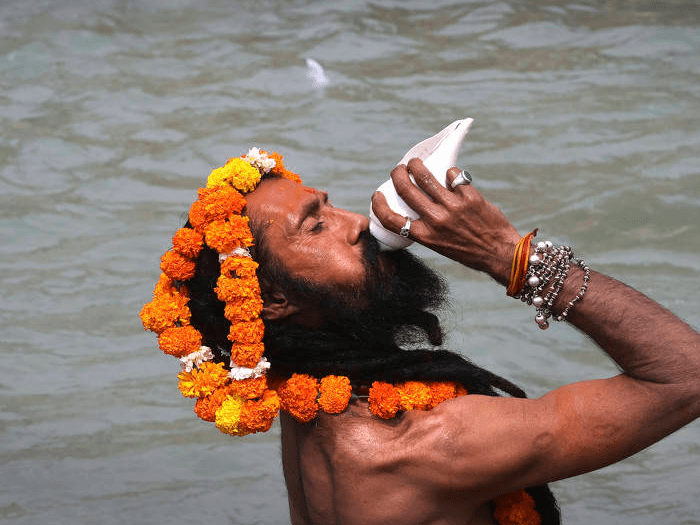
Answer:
[{"left": 181, "top": 179, "right": 561, "bottom": 524}]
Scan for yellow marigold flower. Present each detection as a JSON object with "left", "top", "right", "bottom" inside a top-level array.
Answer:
[
  {"left": 318, "top": 376, "right": 352, "bottom": 414},
  {"left": 171, "top": 228, "right": 204, "bottom": 259},
  {"left": 194, "top": 386, "right": 233, "bottom": 422},
  {"left": 238, "top": 390, "right": 280, "bottom": 434},
  {"left": 139, "top": 292, "right": 191, "bottom": 334},
  {"left": 224, "top": 296, "right": 263, "bottom": 323},
  {"left": 215, "top": 394, "right": 245, "bottom": 435},
  {"left": 493, "top": 490, "right": 541, "bottom": 525},
  {"left": 221, "top": 256, "right": 259, "bottom": 279},
  {"left": 158, "top": 325, "right": 202, "bottom": 357},
  {"left": 278, "top": 374, "right": 320, "bottom": 423},
  {"left": 230, "top": 342, "right": 265, "bottom": 368},
  {"left": 368, "top": 381, "right": 401, "bottom": 419},
  {"left": 177, "top": 361, "right": 229, "bottom": 398},
  {"left": 398, "top": 381, "right": 432, "bottom": 411},
  {"left": 207, "top": 158, "right": 261, "bottom": 193},
  {"left": 229, "top": 376, "right": 267, "bottom": 400},
  {"left": 228, "top": 318, "right": 265, "bottom": 344},
  {"left": 215, "top": 275, "right": 261, "bottom": 302},
  {"left": 204, "top": 217, "right": 254, "bottom": 254},
  {"left": 160, "top": 249, "right": 196, "bottom": 281}
]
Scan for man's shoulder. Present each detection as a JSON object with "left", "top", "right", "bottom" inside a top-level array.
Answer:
[{"left": 318, "top": 396, "right": 481, "bottom": 463}]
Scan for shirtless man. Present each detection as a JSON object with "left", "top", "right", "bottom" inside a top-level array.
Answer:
[{"left": 182, "top": 157, "right": 700, "bottom": 525}]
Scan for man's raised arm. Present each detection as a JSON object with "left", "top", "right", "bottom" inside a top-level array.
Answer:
[{"left": 371, "top": 159, "right": 700, "bottom": 493}]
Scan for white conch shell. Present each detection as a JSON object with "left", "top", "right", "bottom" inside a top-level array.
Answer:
[{"left": 369, "top": 118, "right": 474, "bottom": 251}]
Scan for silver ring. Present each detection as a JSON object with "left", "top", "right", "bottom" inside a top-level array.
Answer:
[
  {"left": 399, "top": 217, "right": 411, "bottom": 238},
  {"left": 450, "top": 169, "right": 472, "bottom": 189}
]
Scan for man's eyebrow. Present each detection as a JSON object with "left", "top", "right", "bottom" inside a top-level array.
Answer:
[{"left": 294, "top": 195, "right": 321, "bottom": 230}]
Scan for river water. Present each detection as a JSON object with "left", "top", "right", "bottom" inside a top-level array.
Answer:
[{"left": 1, "top": 0, "right": 699, "bottom": 523}]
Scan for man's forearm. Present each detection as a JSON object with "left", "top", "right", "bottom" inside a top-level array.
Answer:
[{"left": 550, "top": 266, "right": 700, "bottom": 389}]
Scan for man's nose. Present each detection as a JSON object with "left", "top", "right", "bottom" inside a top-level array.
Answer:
[{"left": 337, "top": 208, "right": 370, "bottom": 245}]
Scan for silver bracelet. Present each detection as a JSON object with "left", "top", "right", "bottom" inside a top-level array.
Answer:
[{"left": 519, "top": 242, "right": 589, "bottom": 329}]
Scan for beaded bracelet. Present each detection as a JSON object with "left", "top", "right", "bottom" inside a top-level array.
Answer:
[{"left": 516, "top": 241, "right": 590, "bottom": 329}]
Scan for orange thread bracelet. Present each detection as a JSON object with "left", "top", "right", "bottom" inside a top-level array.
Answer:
[{"left": 506, "top": 229, "right": 538, "bottom": 297}]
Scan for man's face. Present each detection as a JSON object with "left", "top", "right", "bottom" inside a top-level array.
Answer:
[{"left": 245, "top": 177, "right": 385, "bottom": 300}]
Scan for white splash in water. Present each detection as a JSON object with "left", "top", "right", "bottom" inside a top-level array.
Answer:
[{"left": 305, "top": 57, "right": 330, "bottom": 88}]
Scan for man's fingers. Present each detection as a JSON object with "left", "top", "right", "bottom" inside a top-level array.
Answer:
[
  {"left": 445, "top": 167, "right": 464, "bottom": 189},
  {"left": 406, "top": 158, "right": 452, "bottom": 202},
  {"left": 372, "top": 190, "right": 430, "bottom": 241},
  {"left": 390, "top": 163, "right": 438, "bottom": 214},
  {"left": 371, "top": 190, "right": 409, "bottom": 232}
]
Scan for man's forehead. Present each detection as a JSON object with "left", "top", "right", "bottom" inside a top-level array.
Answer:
[{"left": 245, "top": 177, "right": 324, "bottom": 226}]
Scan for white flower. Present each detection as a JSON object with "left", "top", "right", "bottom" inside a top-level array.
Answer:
[
  {"left": 244, "top": 147, "right": 276, "bottom": 174},
  {"left": 228, "top": 357, "right": 271, "bottom": 381},
  {"left": 218, "top": 247, "right": 251, "bottom": 262},
  {"left": 180, "top": 346, "right": 215, "bottom": 372}
]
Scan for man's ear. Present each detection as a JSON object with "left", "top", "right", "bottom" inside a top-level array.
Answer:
[{"left": 261, "top": 290, "right": 300, "bottom": 321}]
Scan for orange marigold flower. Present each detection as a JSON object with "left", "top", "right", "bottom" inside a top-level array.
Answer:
[
  {"left": 278, "top": 374, "right": 320, "bottom": 423},
  {"left": 228, "top": 318, "right": 265, "bottom": 344},
  {"left": 263, "top": 151, "right": 302, "bottom": 183},
  {"left": 493, "top": 490, "right": 541, "bottom": 525},
  {"left": 153, "top": 273, "right": 177, "bottom": 297},
  {"left": 158, "top": 325, "right": 202, "bottom": 357},
  {"left": 238, "top": 390, "right": 280, "bottom": 434},
  {"left": 188, "top": 200, "right": 209, "bottom": 230},
  {"left": 171, "top": 228, "right": 204, "bottom": 259},
  {"left": 264, "top": 151, "right": 284, "bottom": 173},
  {"left": 215, "top": 275, "right": 261, "bottom": 302},
  {"left": 207, "top": 157, "right": 262, "bottom": 193},
  {"left": 160, "top": 249, "right": 196, "bottom": 281},
  {"left": 230, "top": 342, "right": 265, "bottom": 368},
  {"left": 428, "top": 382, "right": 458, "bottom": 408},
  {"left": 319, "top": 375, "right": 352, "bottom": 414},
  {"left": 139, "top": 292, "right": 191, "bottom": 334},
  {"left": 223, "top": 296, "right": 263, "bottom": 323},
  {"left": 368, "top": 381, "right": 401, "bottom": 419},
  {"left": 200, "top": 185, "right": 246, "bottom": 215},
  {"left": 177, "top": 361, "right": 229, "bottom": 398},
  {"left": 221, "top": 256, "right": 258, "bottom": 278},
  {"left": 455, "top": 384, "right": 468, "bottom": 397},
  {"left": 194, "top": 385, "right": 233, "bottom": 422},
  {"left": 189, "top": 186, "right": 247, "bottom": 231},
  {"left": 204, "top": 217, "right": 254, "bottom": 253},
  {"left": 398, "top": 381, "right": 432, "bottom": 411},
  {"left": 229, "top": 376, "right": 267, "bottom": 400}
]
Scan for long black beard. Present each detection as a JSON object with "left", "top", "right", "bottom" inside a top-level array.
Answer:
[{"left": 262, "top": 234, "right": 449, "bottom": 378}]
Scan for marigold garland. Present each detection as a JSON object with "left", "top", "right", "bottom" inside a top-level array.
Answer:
[
  {"left": 158, "top": 325, "right": 202, "bottom": 357},
  {"left": 194, "top": 386, "right": 233, "bottom": 422},
  {"left": 177, "top": 361, "right": 229, "bottom": 398},
  {"left": 278, "top": 374, "right": 320, "bottom": 423},
  {"left": 140, "top": 147, "right": 542, "bottom": 525},
  {"left": 493, "top": 489, "right": 541, "bottom": 525},
  {"left": 171, "top": 228, "right": 204, "bottom": 259},
  {"left": 318, "top": 375, "right": 352, "bottom": 414},
  {"left": 139, "top": 291, "right": 190, "bottom": 334},
  {"left": 160, "top": 249, "right": 197, "bottom": 280},
  {"left": 368, "top": 381, "right": 401, "bottom": 419}
]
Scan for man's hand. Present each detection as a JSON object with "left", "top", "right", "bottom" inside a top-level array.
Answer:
[
  {"left": 371, "top": 158, "right": 520, "bottom": 285},
  {"left": 371, "top": 158, "right": 700, "bottom": 499}
]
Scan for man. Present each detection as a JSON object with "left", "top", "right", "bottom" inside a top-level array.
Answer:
[{"left": 163, "top": 156, "right": 700, "bottom": 525}]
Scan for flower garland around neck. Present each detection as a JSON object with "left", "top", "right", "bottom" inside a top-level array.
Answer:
[{"left": 139, "top": 148, "right": 540, "bottom": 525}]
